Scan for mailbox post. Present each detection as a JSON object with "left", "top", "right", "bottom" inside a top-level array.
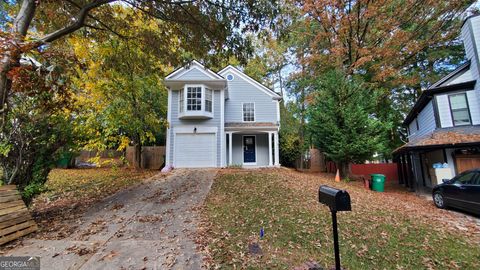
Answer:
[{"left": 318, "top": 185, "right": 351, "bottom": 270}]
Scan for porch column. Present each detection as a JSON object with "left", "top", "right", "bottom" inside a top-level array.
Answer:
[
  {"left": 228, "top": 132, "right": 233, "bottom": 166},
  {"left": 268, "top": 132, "right": 273, "bottom": 166},
  {"left": 274, "top": 131, "right": 280, "bottom": 166}
]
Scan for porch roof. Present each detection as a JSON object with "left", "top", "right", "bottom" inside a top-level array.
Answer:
[
  {"left": 393, "top": 126, "right": 480, "bottom": 154},
  {"left": 225, "top": 122, "right": 279, "bottom": 131}
]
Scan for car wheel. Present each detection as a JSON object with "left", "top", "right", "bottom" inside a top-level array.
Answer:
[{"left": 433, "top": 191, "right": 446, "bottom": 209}]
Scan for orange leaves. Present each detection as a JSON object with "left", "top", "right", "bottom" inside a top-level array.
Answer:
[{"left": 296, "top": 0, "right": 468, "bottom": 85}]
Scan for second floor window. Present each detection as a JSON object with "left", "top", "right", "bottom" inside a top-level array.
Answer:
[
  {"left": 449, "top": 93, "right": 471, "bottom": 126},
  {"left": 205, "top": 89, "right": 213, "bottom": 112},
  {"left": 243, "top": 103, "right": 255, "bottom": 122},
  {"left": 179, "top": 89, "right": 184, "bottom": 112},
  {"left": 187, "top": 86, "right": 202, "bottom": 111}
]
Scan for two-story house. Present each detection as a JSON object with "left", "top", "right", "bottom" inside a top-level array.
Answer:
[
  {"left": 394, "top": 14, "right": 480, "bottom": 191},
  {"left": 163, "top": 60, "right": 282, "bottom": 168}
]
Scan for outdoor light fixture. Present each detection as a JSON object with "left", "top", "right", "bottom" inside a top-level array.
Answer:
[
  {"left": 318, "top": 185, "right": 351, "bottom": 270},
  {"left": 194, "top": 127, "right": 197, "bottom": 134}
]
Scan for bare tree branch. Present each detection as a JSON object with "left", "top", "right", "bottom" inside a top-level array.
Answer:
[
  {"left": 65, "top": 0, "right": 128, "bottom": 39},
  {"left": 39, "top": 0, "right": 118, "bottom": 43}
]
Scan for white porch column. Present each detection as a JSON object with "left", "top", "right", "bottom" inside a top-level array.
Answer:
[
  {"left": 268, "top": 132, "right": 273, "bottom": 166},
  {"left": 274, "top": 131, "right": 280, "bottom": 166},
  {"left": 228, "top": 132, "right": 233, "bottom": 165}
]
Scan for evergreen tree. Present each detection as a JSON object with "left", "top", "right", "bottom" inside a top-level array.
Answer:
[{"left": 308, "top": 70, "right": 388, "bottom": 177}]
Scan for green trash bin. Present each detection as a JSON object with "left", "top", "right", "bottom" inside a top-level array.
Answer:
[
  {"left": 371, "top": 174, "right": 386, "bottom": 192},
  {"left": 57, "top": 152, "right": 73, "bottom": 168}
]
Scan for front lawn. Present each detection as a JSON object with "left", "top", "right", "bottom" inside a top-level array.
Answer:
[
  {"left": 201, "top": 169, "right": 480, "bottom": 269},
  {"left": 37, "top": 167, "right": 158, "bottom": 206},
  {"left": 28, "top": 167, "right": 159, "bottom": 239}
]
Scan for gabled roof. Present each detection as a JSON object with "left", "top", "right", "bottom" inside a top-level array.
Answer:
[
  {"left": 218, "top": 65, "right": 282, "bottom": 99},
  {"left": 403, "top": 61, "right": 476, "bottom": 126},
  {"left": 165, "top": 60, "right": 224, "bottom": 80},
  {"left": 164, "top": 60, "right": 282, "bottom": 100},
  {"left": 461, "top": 13, "right": 480, "bottom": 28},
  {"left": 429, "top": 61, "right": 472, "bottom": 88}
]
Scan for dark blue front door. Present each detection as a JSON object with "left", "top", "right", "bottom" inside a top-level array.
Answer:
[{"left": 243, "top": 136, "right": 256, "bottom": 163}]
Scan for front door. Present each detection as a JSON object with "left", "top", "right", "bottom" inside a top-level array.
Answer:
[{"left": 243, "top": 136, "right": 256, "bottom": 164}]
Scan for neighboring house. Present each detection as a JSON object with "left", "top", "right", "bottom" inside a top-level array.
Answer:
[
  {"left": 164, "top": 60, "right": 282, "bottom": 168},
  {"left": 394, "top": 14, "right": 480, "bottom": 191}
]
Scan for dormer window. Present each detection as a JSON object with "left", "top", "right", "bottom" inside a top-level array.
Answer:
[{"left": 178, "top": 84, "right": 213, "bottom": 119}]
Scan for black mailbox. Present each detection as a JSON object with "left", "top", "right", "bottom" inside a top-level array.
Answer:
[
  {"left": 318, "top": 185, "right": 351, "bottom": 212},
  {"left": 318, "top": 185, "right": 352, "bottom": 270}
]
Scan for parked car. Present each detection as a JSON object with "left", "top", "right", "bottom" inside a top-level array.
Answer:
[{"left": 432, "top": 169, "right": 480, "bottom": 215}]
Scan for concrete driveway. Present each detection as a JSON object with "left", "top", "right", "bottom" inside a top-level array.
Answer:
[{"left": 5, "top": 169, "right": 216, "bottom": 270}]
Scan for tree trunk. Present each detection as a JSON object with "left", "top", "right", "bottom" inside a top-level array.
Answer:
[
  {"left": 134, "top": 143, "right": 142, "bottom": 169},
  {"left": 0, "top": 0, "right": 37, "bottom": 122},
  {"left": 1, "top": 0, "right": 115, "bottom": 123},
  {"left": 299, "top": 52, "right": 305, "bottom": 170},
  {"left": 338, "top": 161, "right": 351, "bottom": 179}
]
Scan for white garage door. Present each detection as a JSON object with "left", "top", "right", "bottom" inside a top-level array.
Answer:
[{"left": 174, "top": 133, "right": 216, "bottom": 168}]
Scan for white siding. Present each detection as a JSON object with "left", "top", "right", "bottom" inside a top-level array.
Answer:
[
  {"left": 168, "top": 90, "right": 222, "bottom": 167},
  {"left": 467, "top": 90, "right": 480, "bottom": 125},
  {"left": 445, "top": 69, "right": 473, "bottom": 86},
  {"left": 462, "top": 15, "right": 480, "bottom": 120},
  {"left": 223, "top": 71, "right": 278, "bottom": 123},
  {"left": 435, "top": 90, "right": 480, "bottom": 127},
  {"left": 436, "top": 94, "right": 453, "bottom": 127},
  {"left": 445, "top": 148, "right": 457, "bottom": 177},
  {"left": 462, "top": 16, "right": 480, "bottom": 82},
  {"left": 408, "top": 120, "right": 417, "bottom": 138},
  {"left": 176, "top": 68, "right": 214, "bottom": 80},
  {"left": 408, "top": 101, "right": 436, "bottom": 141},
  {"left": 165, "top": 63, "right": 280, "bottom": 168}
]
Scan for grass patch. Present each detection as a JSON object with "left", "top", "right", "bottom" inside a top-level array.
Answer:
[
  {"left": 202, "top": 170, "right": 480, "bottom": 269},
  {"left": 35, "top": 167, "right": 157, "bottom": 206}
]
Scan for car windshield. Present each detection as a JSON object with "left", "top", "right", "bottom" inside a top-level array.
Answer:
[{"left": 453, "top": 172, "right": 478, "bottom": 185}]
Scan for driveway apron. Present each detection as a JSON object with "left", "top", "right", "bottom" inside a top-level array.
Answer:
[{"left": 6, "top": 169, "right": 216, "bottom": 270}]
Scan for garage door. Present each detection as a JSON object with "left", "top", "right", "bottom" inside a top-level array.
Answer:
[
  {"left": 456, "top": 155, "right": 480, "bottom": 173},
  {"left": 174, "top": 133, "right": 216, "bottom": 168}
]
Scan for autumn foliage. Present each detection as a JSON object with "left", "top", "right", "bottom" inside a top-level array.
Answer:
[{"left": 300, "top": 0, "right": 471, "bottom": 86}]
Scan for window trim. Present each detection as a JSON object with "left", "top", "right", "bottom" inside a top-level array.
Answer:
[
  {"left": 242, "top": 102, "right": 255, "bottom": 122},
  {"left": 242, "top": 135, "right": 257, "bottom": 165},
  {"left": 205, "top": 88, "right": 213, "bottom": 113},
  {"left": 185, "top": 84, "right": 203, "bottom": 112},
  {"left": 178, "top": 84, "right": 214, "bottom": 118},
  {"left": 178, "top": 88, "right": 184, "bottom": 113},
  {"left": 448, "top": 92, "right": 472, "bottom": 127}
]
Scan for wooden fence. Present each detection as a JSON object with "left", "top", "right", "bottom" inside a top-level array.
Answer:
[
  {"left": 296, "top": 148, "right": 326, "bottom": 172},
  {"left": 126, "top": 146, "right": 165, "bottom": 170},
  {"left": 0, "top": 185, "right": 37, "bottom": 245},
  {"left": 351, "top": 163, "right": 399, "bottom": 182}
]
